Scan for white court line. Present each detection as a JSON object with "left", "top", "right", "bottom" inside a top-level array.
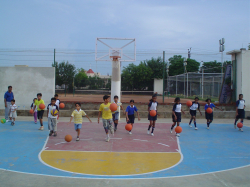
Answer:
[
  {"left": 80, "top": 138, "right": 93, "bottom": 141},
  {"left": 110, "top": 138, "right": 122, "bottom": 139},
  {"left": 54, "top": 142, "right": 67, "bottom": 145},
  {"left": 158, "top": 143, "right": 169, "bottom": 147},
  {"left": 133, "top": 139, "right": 148, "bottom": 142}
]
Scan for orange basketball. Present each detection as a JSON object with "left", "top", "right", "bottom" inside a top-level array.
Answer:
[
  {"left": 65, "top": 134, "right": 72, "bottom": 142},
  {"left": 186, "top": 100, "right": 192, "bottom": 107},
  {"left": 59, "top": 103, "right": 65, "bottom": 109},
  {"left": 39, "top": 103, "right": 45, "bottom": 110},
  {"left": 29, "top": 109, "right": 34, "bottom": 114},
  {"left": 110, "top": 103, "right": 118, "bottom": 112},
  {"left": 125, "top": 124, "right": 133, "bottom": 131},
  {"left": 206, "top": 108, "right": 213, "bottom": 114},
  {"left": 237, "top": 122, "right": 243, "bottom": 128},
  {"left": 175, "top": 126, "right": 182, "bottom": 133},
  {"left": 150, "top": 110, "right": 157, "bottom": 117}
]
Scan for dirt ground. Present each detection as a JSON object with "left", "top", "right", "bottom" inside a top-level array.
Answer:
[{"left": 58, "top": 94, "right": 205, "bottom": 104}]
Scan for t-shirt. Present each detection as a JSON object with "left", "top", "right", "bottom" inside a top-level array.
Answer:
[
  {"left": 205, "top": 103, "right": 216, "bottom": 111},
  {"left": 55, "top": 99, "right": 60, "bottom": 110},
  {"left": 47, "top": 103, "right": 59, "bottom": 118},
  {"left": 10, "top": 104, "right": 17, "bottom": 112},
  {"left": 4, "top": 91, "right": 14, "bottom": 102},
  {"left": 173, "top": 103, "right": 182, "bottom": 113},
  {"left": 71, "top": 109, "right": 86, "bottom": 124},
  {"left": 31, "top": 103, "right": 37, "bottom": 112},
  {"left": 148, "top": 101, "right": 158, "bottom": 111},
  {"left": 190, "top": 102, "right": 200, "bottom": 111},
  {"left": 236, "top": 99, "right": 245, "bottom": 109},
  {"left": 112, "top": 101, "right": 122, "bottom": 114},
  {"left": 126, "top": 105, "right": 138, "bottom": 115},
  {"left": 99, "top": 103, "right": 112, "bottom": 119},
  {"left": 34, "top": 99, "right": 45, "bottom": 111}
]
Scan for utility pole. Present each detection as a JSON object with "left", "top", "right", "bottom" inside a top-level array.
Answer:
[
  {"left": 54, "top": 49, "right": 56, "bottom": 90},
  {"left": 219, "top": 38, "right": 225, "bottom": 84},
  {"left": 163, "top": 51, "right": 165, "bottom": 103}
]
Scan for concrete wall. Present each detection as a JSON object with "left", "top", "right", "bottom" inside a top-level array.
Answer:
[
  {"left": 241, "top": 50, "right": 250, "bottom": 111},
  {"left": 0, "top": 67, "right": 55, "bottom": 110},
  {"left": 154, "top": 79, "right": 163, "bottom": 95}
]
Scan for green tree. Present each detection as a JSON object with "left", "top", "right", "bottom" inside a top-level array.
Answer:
[
  {"left": 74, "top": 68, "right": 88, "bottom": 87},
  {"left": 52, "top": 61, "right": 76, "bottom": 91},
  {"left": 144, "top": 57, "right": 166, "bottom": 79},
  {"left": 202, "top": 60, "right": 231, "bottom": 73},
  {"left": 168, "top": 55, "right": 200, "bottom": 76},
  {"left": 248, "top": 44, "right": 250, "bottom": 50}
]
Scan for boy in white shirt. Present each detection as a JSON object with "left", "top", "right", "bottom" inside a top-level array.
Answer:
[
  {"left": 47, "top": 98, "right": 59, "bottom": 136},
  {"left": 9, "top": 99, "right": 17, "bottom": 126}
]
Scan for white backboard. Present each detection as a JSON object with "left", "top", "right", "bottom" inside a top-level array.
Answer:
[{"left": 95, "top": 38, "right": 136, "bottom": 62}]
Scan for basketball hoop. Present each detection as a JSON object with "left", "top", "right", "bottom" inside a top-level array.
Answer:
[{"left": 110, "top": 56, "right": 121, "bottom": 61}]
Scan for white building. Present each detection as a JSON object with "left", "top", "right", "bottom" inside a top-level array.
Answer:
[{"left": 227, "top": 48, "right": 250, "bottom": 111}]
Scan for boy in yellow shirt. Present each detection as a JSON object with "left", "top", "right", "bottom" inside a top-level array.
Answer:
[
  {"left": 67, "top": 102, "right": 92, "bottom": 141},
  {"left": 33, "top": 93, "right": 45, "bottom": 130},
  {"left": 98, "top": 95, "right": 113, "bottom": 142}
]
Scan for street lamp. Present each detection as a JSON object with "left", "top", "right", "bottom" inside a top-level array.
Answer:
[{"left": 183, "top": 58, "right": 187, "bottom": 97}]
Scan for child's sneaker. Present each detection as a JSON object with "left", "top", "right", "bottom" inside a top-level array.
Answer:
[
  {"left": 76, "top": 137, "right": 80, "bottom": 141},
  {"left": 176, "top": 133, "right": 180, "bottom": 137},
  {"left": 39, "top": 126, "right": 44, "bottom": 130},
  {"left": 6, "top": 120, "right": 9, "bottom": 123},
  {"left": 147, "top": 130, "right": 150, "bottom": 134},
  {"left": 53, "top": 132, "right": 57, "bottom": 137},
  {"left": 170, "top": 128, "right": 173, "bottom": 133},
  {"left": 114, "top": 127, "right": 117, "bottom": 132},
  {"left": 11, "top": 122, "right": 14, "bottom": 126},
  {"left": 129, "top": 131, "right": 132, "bottom": 135},
  {"left": 105, "top": 137, "right": 110, "bottom": 142},
  {"left": 110, "top": 128, "right": 114, "bottom": 135},
  {"left": 189, "top": 124, "right": 192, "bottom": 128},
  {"left": 207, "top": 127, "right": 209, "bottom": 130},
  {"left": 195, "top": 127, "right": 198, "bottom": 130},
  {"left": 151, "top": 133, "right": 154, "bottom": 136},
  {"left": 239, "top": 128, "right": 243, "bottom": 132},
  {"left": 49, "top": 131, "right": 53, "bottom": 136}
]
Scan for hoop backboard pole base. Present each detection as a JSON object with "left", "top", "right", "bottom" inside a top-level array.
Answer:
[{"left": 111, "top": 59, "right": 121, "bottom": 120}]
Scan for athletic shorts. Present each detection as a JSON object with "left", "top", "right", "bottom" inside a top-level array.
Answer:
[
  {"left": 190, "top": 110, "right": 196, "bottom": 117},
  {"left": 172, "top": 112, "right": 181, "bottom": 122},
  {"left": 37, "top": 110, "right": 44, "bottom": 119},
  {"left": 102, "top": 119, "right": 113, "bottom": 130},
  {"left": 128, "top": 115, "right": 135, "bottom": 124},
  {"left": 236, "top": 109, "right": 245, "bottom": 119},
  {"left": 148, "top": 113, "right": 157, "bottom": 121},
  {"left": 74, "top": 123, "right": 82, "bottom": 130},
  {"left": 205, "top": 112, "right": 213, "bottom": 121},
  {"left": 9, "top": 111, "right": 17, "bottom": 118},
  {"left": 112, "top": 112, "right": 119, "bottom": 121}
]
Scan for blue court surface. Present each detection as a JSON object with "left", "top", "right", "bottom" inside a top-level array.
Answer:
[{"left": 0, "top": 121, "right": 250, "bottom": 179}]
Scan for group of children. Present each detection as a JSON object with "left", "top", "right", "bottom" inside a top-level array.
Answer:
[{"left": 5, "top": 92, "right": 246, "bottom": 142}]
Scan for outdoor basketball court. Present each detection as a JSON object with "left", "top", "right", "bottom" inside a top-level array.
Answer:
[{"left": 0, "top": 119, "right": 249, "bottom": 180}]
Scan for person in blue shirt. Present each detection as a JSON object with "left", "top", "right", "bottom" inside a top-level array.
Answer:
[
  {"left": 4, "top": 86, "right": 14, "bottom": 122},
  {"left": 234, "top": 94, "right": 245, "bottom": 132},
  {"left": 126, "top": 100, "right": 140, "bottom": 135},
  {"left": 205, "top": 98, "right": 223, "bottom": 129}
]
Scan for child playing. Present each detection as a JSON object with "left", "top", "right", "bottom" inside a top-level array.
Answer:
[
  {"left": 205, "top": 98, "right": 223, "bottom": 129},
  {"left": 67, "top": 102, "right": 92, "bottom": 141},
  {"left": 47, "top": 97, "right": 59, "bottom": 136},
  {"left": 170, "top": 97, "right": 185, "bottom": 137},
  {"left": 147, "top": 94, "right": 159, "bottom": 136},
  {"left": 33, "top": 93, "right": 45, "bottom": 130},
  {"left": 98, "top": 95, "right": 113, "bottom": 142},
  {"left": 189, "top": 97, "right": 202, "bottom": 130},
  {"left": 112, "top": 95, "right": 125, "bottom": 132},
  {"left": 234, "top": 94, "right": 245, "bottom": 132},
  {"left": 30, "top": 98, "right": 37, "bottom": 124},
  {"left": 126, "top": 100, "right": 140, "bottom": 135},
  {"left": 9, "top": 99, "right": 17, "bottom": 126},
  {"left": 54, "top": 94, "right": 60, "bottom": 120}
]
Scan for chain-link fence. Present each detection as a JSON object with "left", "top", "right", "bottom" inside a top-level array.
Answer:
[{"left": 166, "top": 72, "right": 223, "bottom": 99}]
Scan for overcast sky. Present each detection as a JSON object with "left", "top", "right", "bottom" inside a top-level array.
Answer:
[{"left": 0, "top": 0, "right": 249, "bottom": 74}]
